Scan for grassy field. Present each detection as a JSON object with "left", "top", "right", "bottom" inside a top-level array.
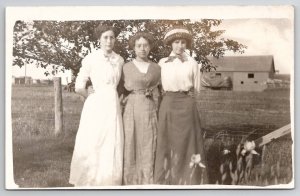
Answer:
[
  {"left": 12, "top": 85, "right": 83, "bottom": 187},
  {"left": 11, "top": 85, "right": 292, "bottom": 187},
  {"left": 197, "top": 89, "right": 290, "bottom": 139}
]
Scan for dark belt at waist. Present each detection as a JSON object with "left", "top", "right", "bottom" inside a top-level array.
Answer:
[
  {"left": 164, "top": 90, "right": 189, "bottom": 95},
  {"left": 163, "top": 90, "right": 195, "bottom": 98},
  {"left": 130, "top": 89, "right": 153, "bottom": 98},
  {"left": 131, "top": 89, "right": 146, "bottom": 94}
]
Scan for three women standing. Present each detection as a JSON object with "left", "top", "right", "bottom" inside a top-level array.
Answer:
[
  {"left": 69, "top": 24, "right": 207, "bottom": 186},
  {"left": 154, "top": 26, "right": 208, "bottom": 185},
  {"left": 69, "top": 25, "right": 125, "bottom": 186},
  {"left": 122, "top": 32, "right": 161, "bottom": 184}
]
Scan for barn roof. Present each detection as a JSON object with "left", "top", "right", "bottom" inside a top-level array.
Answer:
[{"left": 207, "top": 55, "right": 275, "bottom": 72}]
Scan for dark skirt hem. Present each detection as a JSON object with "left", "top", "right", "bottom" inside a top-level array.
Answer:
[{"left": 154, "top": 92, "right": 208, "bottom": 185}]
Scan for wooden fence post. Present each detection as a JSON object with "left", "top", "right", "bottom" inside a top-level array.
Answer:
[
  {"left": 254, "top": 124, "right": 291, "bottom": 147},
  {"left": 54, "top": 77, "right": 63, "bottom": 136}
]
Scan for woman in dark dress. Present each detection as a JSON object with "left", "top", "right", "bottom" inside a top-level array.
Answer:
[
  {"left": 154, "top": 26, "right": 208, "bottom": 185},
  {"left": 121, "top": 32, "right": 161, "bottom": 185}
]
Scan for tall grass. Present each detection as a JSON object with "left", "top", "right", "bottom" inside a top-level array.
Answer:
[{"left": 205, "top": 133, "right": 293, "bottom": 185}]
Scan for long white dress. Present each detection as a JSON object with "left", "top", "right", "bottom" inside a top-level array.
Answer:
[{"left": 69, "top": 49, "right": 124, "bottom": 186}]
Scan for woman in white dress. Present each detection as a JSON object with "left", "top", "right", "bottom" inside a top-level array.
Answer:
[{"left": 69, "top": 25, "right": 125, "bottom": 186}]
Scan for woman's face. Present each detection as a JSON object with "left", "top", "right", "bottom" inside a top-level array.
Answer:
[
  {"left": 99, "top": 30, "right": 115, "bottom": 52},
  {"left": 134, "top": 37, "right": 151, "bottom": 60},
  {"left": 171, "top": 39, "right": 187, "bottom": 55}
]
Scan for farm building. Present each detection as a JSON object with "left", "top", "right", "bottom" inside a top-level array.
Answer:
[
  {"left": 32, "top": 79, "right": 41, "bottom": 84},
  {"left": 13, "top": 76, "right": 33, "bottom": 85},
  {"left": 12, "top": 76, "right": 55, "bottom": 86},
  {"left": 202, "top": 55, "right": 275, "bottom": 92}
]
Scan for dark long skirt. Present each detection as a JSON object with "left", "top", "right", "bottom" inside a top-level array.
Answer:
[{"left": 154, "top": 92, "right": 208, "bottom": 185}]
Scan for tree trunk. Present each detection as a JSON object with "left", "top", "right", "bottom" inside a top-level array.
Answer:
[{"left": 54, "top": 77, "right": 63, "bottom": 136}]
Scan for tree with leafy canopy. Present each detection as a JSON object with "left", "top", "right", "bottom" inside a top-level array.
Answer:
[{"left": 13, "top": 19, "right": 246, "bottom": 77}]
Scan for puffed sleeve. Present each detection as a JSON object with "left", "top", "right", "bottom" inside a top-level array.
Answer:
[
  {"left": 193, "top": 62, "right": 202, "bottom": 94},
  {"left": 75, "top": 55, "right": 91, "bottom": 92}
]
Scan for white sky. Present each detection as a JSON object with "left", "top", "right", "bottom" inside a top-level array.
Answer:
[
  {"left": 12, "top": 64, "right": 72, "bottom": 85},
  {"left": 11, "top": 18, "right": 293, "bottom": 80},
  {"left": 7, "top": 6, "right": 294, "bottom": 81},
  {"left": 216, "top": 18, "right": 293, "bottom": 74}
]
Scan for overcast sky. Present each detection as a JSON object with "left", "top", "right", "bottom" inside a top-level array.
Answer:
[
  {"left": 12, "top": 18, "right": 293, "bottom": 80},
  {"left": 12, "top": 64, "right": 72, "bottom": 85},
  {"left": 216, "top": 18, "right": 293, "bottom": 74}
]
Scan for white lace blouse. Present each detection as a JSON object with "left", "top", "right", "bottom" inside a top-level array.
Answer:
[
  {"left": 158, "top": 52, "right": 201, "bottom": 93},
  {"left": 75, "top": 49, "right": 124, "bottom": 92}
]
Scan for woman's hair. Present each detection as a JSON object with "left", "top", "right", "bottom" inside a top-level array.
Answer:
[
  {"left": 128, "top": 32, "right": 155, "bottom": 50},
  {"left": 93, "top": 24, "right": 120, "bottom": 40}
]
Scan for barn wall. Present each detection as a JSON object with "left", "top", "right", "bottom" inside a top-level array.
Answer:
[
  {"left": 215, "top": 71, "right": 233, "bottom": 79},
  {"left": 233, "top": 72, "right": 269, "bottom": 91},
  {"left": 269, "top": 71, "right": 275, "bottom": 79}
]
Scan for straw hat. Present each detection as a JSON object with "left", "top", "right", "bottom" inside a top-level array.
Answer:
[{"left": 163, "top": 26, "right": 193, "bottom": 48}]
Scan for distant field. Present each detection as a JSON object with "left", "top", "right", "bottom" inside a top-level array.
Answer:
[
  {"left": 11, "top": 85, "right": 292, "bottom": 187},
  {"left": 197, "top": 89, "right": 290, "bottom": 139},
  {"left": 273, "top": 74, "right": 291, "bottom": 81}
]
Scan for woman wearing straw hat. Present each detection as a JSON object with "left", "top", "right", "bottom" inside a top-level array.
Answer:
[
  {"left": 69, "top": 24, "right": 124, "bottom": 186},
  {"left": 121, "top": 32, "right": 161, "bottom": 185},
  {"left": 154, "top": 26, "right": 208, "bottom": 185}
]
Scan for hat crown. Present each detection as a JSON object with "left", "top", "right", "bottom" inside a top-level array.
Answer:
[
  {"left": 164, "top": 29, "right": 190, "bottom": 39},
  {"left": 164, "top": 27, "right": 191, "bottom": 40},
  {"left": 163, "top": 26, "right": 193, "bottom": 48}
]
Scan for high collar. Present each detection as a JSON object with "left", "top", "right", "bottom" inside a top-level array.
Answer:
[
  {"left": 94, "top": 48, "right": 121, "bottom": 67},
  {"left": 96, "top": 48, "right": 116, "bottom": 59},
  {"left": 169, "top": 51, "right": 188, "bottom": 58},
  {"left": 164, "top": 51, "right": 189, "bottom": 63}
]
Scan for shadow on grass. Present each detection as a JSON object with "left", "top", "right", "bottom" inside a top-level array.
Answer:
[{"left": 13, "top": 135, "right": 75, "bottom": 187}]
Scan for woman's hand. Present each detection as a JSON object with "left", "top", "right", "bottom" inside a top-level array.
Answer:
[
  {"left": 75, "top": 86, "right": 93, "bottom": 99},
  {"left": 188, "top": 88, "right": 195, "bottom": 98},
  {"left": 119, "top": 94, "right": 129, "bottom": 106},
  {"left": 119, "top": 94, "right": 129, "bottom": 114}
]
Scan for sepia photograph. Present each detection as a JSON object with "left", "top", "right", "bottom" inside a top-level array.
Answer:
[{"left": 5, "top": 5, "right": 294, "bottom": 189}]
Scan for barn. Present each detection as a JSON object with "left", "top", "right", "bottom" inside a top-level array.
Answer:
[
  {"left": 203, "top": 55, "right": 275, "bottom": 92},
  {"left": 13, "top": 76, "right": 33, "bottom": 85}
]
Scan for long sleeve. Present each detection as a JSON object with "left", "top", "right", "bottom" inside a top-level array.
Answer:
[
  {"left": 75, "top": 56, "right": 91, "bottom": 92},
  {"left": 152, "top": 80, "right": 162, "bottom": 112},
  {"left": 117, "top": 69, "right": 130, "bottom": 97},
  {"left": 193, "top": 62, "right": 202, "bottom": 94}
]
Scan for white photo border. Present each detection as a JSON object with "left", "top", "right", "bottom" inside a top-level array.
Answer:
[{"left": 5, "top": 5, "right": 295, "bottom": 190}]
